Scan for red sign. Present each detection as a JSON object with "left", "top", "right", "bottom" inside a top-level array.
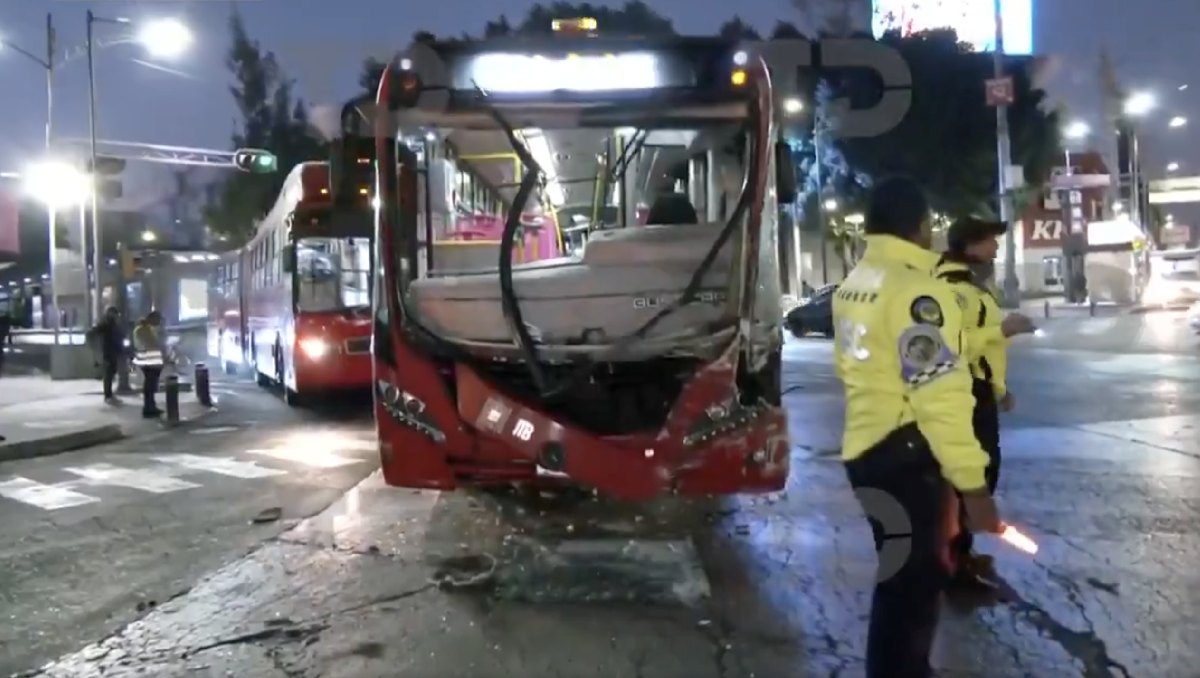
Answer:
[
  {"left": 1022, "top": 219, "right": 1066, "bottom": 248},
  {"left": 0, "top": 190, "right": 18, "bottom": 257},
  {"left": 985, "top": 77, "right": 1014, "bottom": 106}
]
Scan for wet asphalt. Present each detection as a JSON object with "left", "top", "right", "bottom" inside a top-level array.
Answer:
[{"left": 3, "top": 315, "right": 1200, "bottom": 677}]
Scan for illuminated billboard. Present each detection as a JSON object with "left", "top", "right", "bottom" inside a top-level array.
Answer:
[{"left": 872, "top": 0, "right": 1034, "bottom": 56}]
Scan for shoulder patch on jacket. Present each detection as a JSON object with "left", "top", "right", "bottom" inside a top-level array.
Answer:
[{"left": 910, "top": 296, "right": 944, "bottom": 326}]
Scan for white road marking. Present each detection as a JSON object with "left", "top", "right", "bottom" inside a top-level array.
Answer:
[
  {"left": 153, "top": 453, "right": 286, "bottom": 479},
  {"left": 63, "top": 463, "right": 202, "bottom": 494},
  {"left": 0, "top": 477, "right": 101, "bottom": 510},
  {"left": 247, "top": 447, "right": 366, "bottom": 469}
]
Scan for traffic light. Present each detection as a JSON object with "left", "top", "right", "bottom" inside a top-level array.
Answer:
[
  {"left": 233, "top": 148, "right": 278, "bottom": 173},
  {"left": 87, "top": 156, "right": 126, "bottom": 175}
]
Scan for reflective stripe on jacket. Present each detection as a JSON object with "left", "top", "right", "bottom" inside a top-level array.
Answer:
[{"left": 131, "top": 324, "right": 164, "bottom": 366}]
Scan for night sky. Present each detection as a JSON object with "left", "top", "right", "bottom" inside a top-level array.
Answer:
[{"left": 1, "top": 0, "right": 1197, "bottom": 221}]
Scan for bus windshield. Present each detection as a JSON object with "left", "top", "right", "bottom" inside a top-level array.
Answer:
[
  {"left": 403, "top": 114, "right": 752, "bottom": 278},
  {"left": 295, "top": 236, "right": 371, "bottom": 311}
]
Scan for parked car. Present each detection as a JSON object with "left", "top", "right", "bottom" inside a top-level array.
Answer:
[
  {"left": 786, "top": 284, "right": 837, "bottom": 338},
  {"left": 1188, "top": 300, "right": 1200, "bottom": 334}
]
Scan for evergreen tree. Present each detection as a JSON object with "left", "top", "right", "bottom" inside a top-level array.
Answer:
[{"left": 204, "top": 11, "right": 324, "bottom": 245}]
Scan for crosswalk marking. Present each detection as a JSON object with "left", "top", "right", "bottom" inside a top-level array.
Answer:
[
  {"left": 152, "top": 454, "right": 286, "bottom": 479},
  {"left": 247, "top": 447, "right": 366, "bottom": 469},
  {"left": 64, "top": 463, "right": 201, "bottom": 493},
  {"left": 0, "top": 477, "right": 100, "bottom": 510}
]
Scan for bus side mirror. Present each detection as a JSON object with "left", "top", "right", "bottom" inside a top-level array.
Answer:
[
  {"left": 282, "top": 244, "right": 296, "bottom": 274},
  {"left": 775, "top": 142, "right": 798, "bottom": 205}
]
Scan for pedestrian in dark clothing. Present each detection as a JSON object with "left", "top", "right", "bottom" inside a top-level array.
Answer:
[
  {"left": 0, "top": 313, "right": 10, "bottom": 378},
  {"left": 87, "top": 306, "right": 126, "bottom": 402}
]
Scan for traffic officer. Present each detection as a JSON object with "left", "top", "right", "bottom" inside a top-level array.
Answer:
[
  {"left": 936, "top": 217, "right": 1036, "bottom": 586},
  {"left": 132, "top": 311, "right": 167, "bottom": 418},
  {"left": 833, "top": 176, "right": 1003, "bottom": 678}
]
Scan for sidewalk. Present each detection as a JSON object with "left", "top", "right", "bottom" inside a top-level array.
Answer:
[{"left": 0, "top": 376, "right": 215, "bottom": 463}]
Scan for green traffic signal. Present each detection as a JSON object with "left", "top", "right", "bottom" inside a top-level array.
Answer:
[{"left": 233, "top": 148, "right": 278, "bottom": 173}]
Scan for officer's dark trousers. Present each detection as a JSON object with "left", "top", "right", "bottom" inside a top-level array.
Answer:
[
  {"left": 845, "top": 425, "right": 955, "bottom": 678},
  {"left": 102, "top": 358, "right": 118, "bottom": 399},
  {"left": 951, "top": 378, "right": 1002, "bottom": 556},
  {"left": 141, "top": 366, "right": 162, "bottom": 415}
]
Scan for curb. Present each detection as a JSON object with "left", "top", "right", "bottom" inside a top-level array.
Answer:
[{"left": 0, "top": 424, "right": 125, "bottom": 463}]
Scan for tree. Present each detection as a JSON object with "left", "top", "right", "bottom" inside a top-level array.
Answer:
[
  {"left": 718, "top": 17, "right": 760, "bottom": 40},
  {"left": 793, "top": 0, "right": 862, "bottom": 37},
  {"left": 770, "top": 21, "right": 806, "bottom": 39},
  {"left": 204, "top": 11, "right": 325, "bottom": 245},
  {"left": 810, "top": 29, "right": 1060, "bottom": 220}
]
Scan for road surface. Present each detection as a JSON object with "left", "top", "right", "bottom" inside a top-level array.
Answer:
[{"left": 3, "top": 321, "right": 1199, "bottom": 677}]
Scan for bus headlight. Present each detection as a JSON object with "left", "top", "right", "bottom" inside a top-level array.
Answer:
[{"left": 298, "top": 337, "right": 329, "bottom": 359}]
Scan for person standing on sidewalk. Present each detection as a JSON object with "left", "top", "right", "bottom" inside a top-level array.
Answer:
[
  {"left": 131, "top": 311, "right": 167, "bottom": 418},
  {"left": 935, "top": 217, "right": 1036, "bottom": 590},
  {"left": 87, "top": 306, "right": 126, "bottom": 403},
  {"left": 833, "top": 177, "right": 1003, "bottom": 678},
  {"left": 0, "top": 311, "right": 10, "bottom": 378}
]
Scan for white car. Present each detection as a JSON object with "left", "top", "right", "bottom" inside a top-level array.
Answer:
[{"left": 1188, "top": 301, "right": 1200, "bottom": 333}]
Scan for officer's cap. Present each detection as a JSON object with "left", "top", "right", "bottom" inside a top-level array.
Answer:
[
  {"left": 947, "top": 216, "right": 1007, "bottom": 254},
  {"left": 865, "top": 176, "right": 929, "bottom": 239}
]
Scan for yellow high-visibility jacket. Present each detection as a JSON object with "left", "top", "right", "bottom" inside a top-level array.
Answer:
[
  {"left": 935, "top": 259, "right": 1008, "bottom": 399},
  {"left": 833, "top": 235, "right": 990, "bottom": 492}
]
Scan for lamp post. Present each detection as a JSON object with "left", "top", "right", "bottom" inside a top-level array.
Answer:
[
  {"left": 1122, "top": 91, "right": 1156, "bottom": 228},
  {"left": 991, "top": 0, "right": 1019, "bottom": 308},
  {"left": 1, "top": 14, "right": 59, "bottom": 334},
  {"left": 85, "top": 12, "right": 192, "bottom": 325}
]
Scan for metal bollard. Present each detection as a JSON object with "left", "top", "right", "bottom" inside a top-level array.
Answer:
[
  {"left": 1089, "top": 299, "right": 1096, "bottom": 317},
  {"left": 1043, "top": 300, "right": 1050, "bottom": 319},
  {"left": 165, "top": 374, "right": 180, "bottom": 424},
  {"left": 195, "top": 363, "right": 212, "bottom": 407}
]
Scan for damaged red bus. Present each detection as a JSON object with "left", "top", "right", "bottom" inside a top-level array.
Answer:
[{"left": 332, "top": 25, "right": 797, "bottom": 499}]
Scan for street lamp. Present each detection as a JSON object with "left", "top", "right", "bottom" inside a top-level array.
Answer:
[
  {"left": 1169, "top": 115, "right": 1187, "bottom": 128},
  {"left": 21, "top": 160, "right": 91, "bottom": 209},
  {"left": 1124, "top": 92, "right": 1156, "bottom": 116},
  {"left": 782, "top": 97, "right": 803, "bottom": 115},
  {"left": 140, "top": 230, "right": 157, "bottom": 243},
  {"left": 1167, "top": 162, "right": 1180, "bottom": 172},
  {"left": 86, "top": 12, "right": 193, "bottom": 325},
  {"left": 1063, "top": 120, "right": 1090, "bottom": 140},
  {"left": 823, "top": 198, "right": 839, "bottom": 212},
  {"left": 1062, "top": 121, "right": 1090, "bottom": 174}
]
